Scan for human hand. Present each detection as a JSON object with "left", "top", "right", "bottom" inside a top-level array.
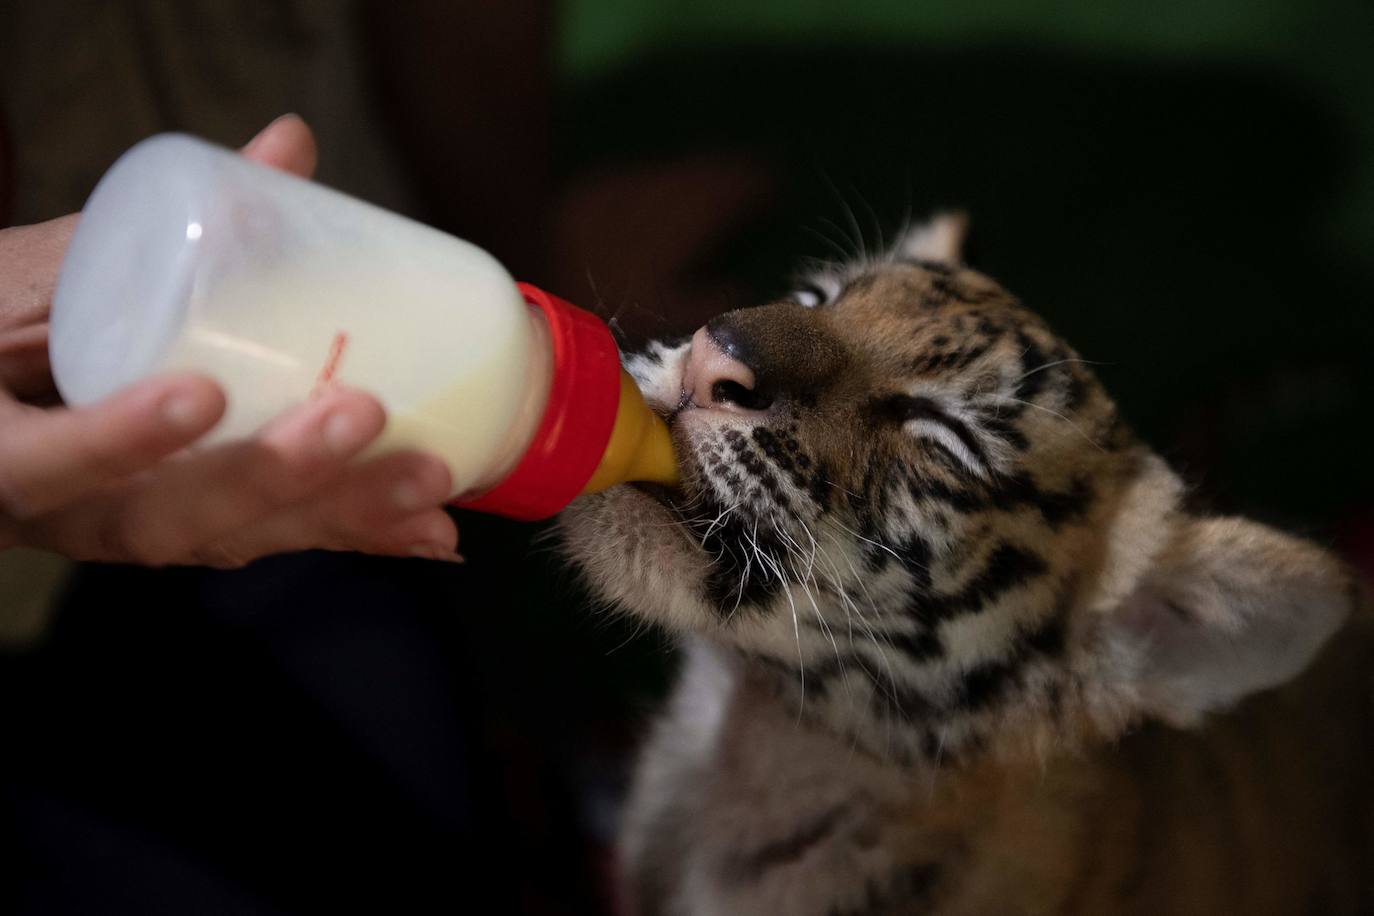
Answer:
[{"left": 0, "top": 115, "right": 461, "bottom": 567}]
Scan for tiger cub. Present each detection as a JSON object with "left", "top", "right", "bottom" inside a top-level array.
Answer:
[{"left": 561, "top": 215, "right": 1372, "bottom": 915}]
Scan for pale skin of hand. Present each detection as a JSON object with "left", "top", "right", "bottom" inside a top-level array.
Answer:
[{"left": 0, "top": 114, "right": 462, "bottom": 567}]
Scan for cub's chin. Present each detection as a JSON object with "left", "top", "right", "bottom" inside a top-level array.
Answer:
[{"left": 559, "top": 483, "right": 715, "bottom": 635}]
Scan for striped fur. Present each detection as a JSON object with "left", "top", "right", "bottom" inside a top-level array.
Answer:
[{"left": 560, "top": 216, "right": 1368, "bottom": 915}]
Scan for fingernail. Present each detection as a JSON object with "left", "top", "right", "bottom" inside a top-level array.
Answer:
[
  {"left": 162, "top": 391, "right": 215, "bottom": 430},
  {"left": 322, "top": 410, "right": 369, "bottom": 456},
  {"left": 244, "top": 112, "right": 301, "bottom": 152}
]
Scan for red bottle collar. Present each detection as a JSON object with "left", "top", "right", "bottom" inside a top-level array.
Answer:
[{"left": 453, "top": 283, "right": 621, "bottom": 521}]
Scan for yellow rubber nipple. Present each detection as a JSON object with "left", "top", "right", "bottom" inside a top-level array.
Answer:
[{"left": 581, "top": 370, "right": 680, "bottom": 493}]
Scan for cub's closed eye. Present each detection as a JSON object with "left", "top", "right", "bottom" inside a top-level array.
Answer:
[
  {"left": 873, "top": 394, "right": 989, "bottom": 471},
  {"left": 873, "top": 394, "right": 950, "bottom": 424}
]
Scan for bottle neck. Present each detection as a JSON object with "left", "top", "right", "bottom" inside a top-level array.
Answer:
[{"left": 451, "top": 283, "right": 624, "bottom": 520}]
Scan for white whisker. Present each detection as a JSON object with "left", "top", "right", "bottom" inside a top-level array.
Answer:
[{"left": 1012, "top": 356, "right": 1108, "bottom": 383}]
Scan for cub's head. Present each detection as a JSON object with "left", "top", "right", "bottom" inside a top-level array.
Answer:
[{"left": 561, "top": 215, "right": 1355, "bottom": 765}]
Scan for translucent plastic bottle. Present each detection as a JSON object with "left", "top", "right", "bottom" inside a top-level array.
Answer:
[{"left": 50, "top": 133, "right": 678, "bottom": 520}]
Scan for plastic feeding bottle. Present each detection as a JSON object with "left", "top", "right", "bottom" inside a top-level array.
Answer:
[{"left": 49, "top": 133, "right": 678, "bottom": 520}]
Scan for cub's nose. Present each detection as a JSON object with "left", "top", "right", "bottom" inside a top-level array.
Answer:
[
  {"left": 682, "top": 324, "right": 771, "bottom": 412},
  {"left": 681, "top": 302, "right": 844, "bottom": 412}
]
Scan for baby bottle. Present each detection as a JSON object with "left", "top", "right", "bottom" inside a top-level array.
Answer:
[{"left": 49, "top": 133, "right": 678, "bottom": 520}]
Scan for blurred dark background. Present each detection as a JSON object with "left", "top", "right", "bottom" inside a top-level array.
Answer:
[{"left": 2, "top": 1, "right": 1372, "bottom": 913}]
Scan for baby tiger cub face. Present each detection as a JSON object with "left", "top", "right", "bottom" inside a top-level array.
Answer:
[{"left": 561, "top": 214, "right": 1356, "bottom": 767}]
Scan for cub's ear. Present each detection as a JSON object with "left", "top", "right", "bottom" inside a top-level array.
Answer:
[
  {"left": 1099, "top": 515, "right": 1354, "bottom": 727},
  {"left": 897, "top": 211, "right": 968, "bottom": 264}
]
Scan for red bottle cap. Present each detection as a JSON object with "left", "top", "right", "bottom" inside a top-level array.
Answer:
[{"left": 452, "top": 282, "right": 621, "bottom": 521}]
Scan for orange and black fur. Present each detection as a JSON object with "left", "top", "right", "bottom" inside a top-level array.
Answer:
[{"left": 561, "top": 215, "right": 1372, "bottom": 915}]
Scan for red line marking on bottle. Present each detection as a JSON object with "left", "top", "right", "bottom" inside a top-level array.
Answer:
[{"left": 312, "top": 331, "right": 349, "bottom": 396}]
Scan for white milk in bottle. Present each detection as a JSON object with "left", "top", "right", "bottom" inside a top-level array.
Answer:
[
  {"left": 51, "top": 132, "right": 677, "bottom": 519},
  {"left": 51, "top": 134, "right": 549, "bottom": 498}
]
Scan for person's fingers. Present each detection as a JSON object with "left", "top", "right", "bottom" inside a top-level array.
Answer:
[
  {"left": 191, "top": 450, "right": 457, "bottom": 567},
  {"left": 75, "top": 387, "right": 387, "bottom": 565},
  {"left": 8, "top": 387, "right": 386, "bottom": 564},
  {"left": 319, "top": 450, "right": 455, "bottom": 532},
  {"left": 0, "top": 373, "right": 224, "bottom": 518},
  {"left": 241, "top": 113, "right": 317, "bottom": 178},
  {"left": 8, "top": 427, "right": 460, "bottom": 566},
  {"left": 368, "top": 510, "right": 462, "bottom": 561},
  {"left": 197, "top": 505, "right": 460, "bottom": 569}
]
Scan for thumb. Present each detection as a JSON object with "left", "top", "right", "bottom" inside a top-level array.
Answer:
[
  {"left": 0, "top": 373, "right": 224, "bottom": 518},
  {"left": 241, "top": 113, "right": 318, "bottom": 179}
]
